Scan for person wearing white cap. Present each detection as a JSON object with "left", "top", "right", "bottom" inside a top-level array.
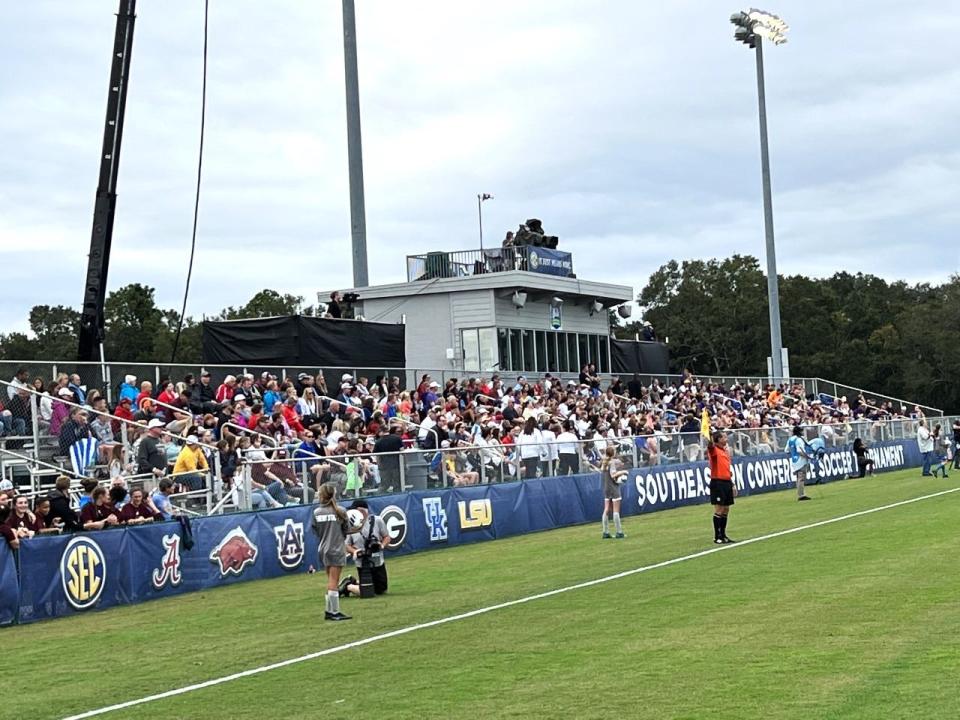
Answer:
[
  {"left": 119, "top": 374, "right": 139, "bottom": 404},
  {"left": 137, "top": 419, "right": 168, "bottom": 478},
  {"left": 173, "top": 435, "right": 208, "bottom": 492}
]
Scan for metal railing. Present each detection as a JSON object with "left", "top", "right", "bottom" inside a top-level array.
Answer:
[{"left": 406, "top": 245, "right": 573, "bottom": 282}]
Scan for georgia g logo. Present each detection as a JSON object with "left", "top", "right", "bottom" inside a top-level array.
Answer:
[
  {"left": 61, "top": 536, "right": 106, "bottom": 610},
  {"left": 152, "top": 534, "right": 183, "bottom": 590},
  {"left": 274, "top": 519, "right": 305, "bottom": 570},
  {"left": 380, "top": 505, "right": 407, "bottom": 548},
  {"left": 209, "top": 527, "right": 259, "bottom": 576}
]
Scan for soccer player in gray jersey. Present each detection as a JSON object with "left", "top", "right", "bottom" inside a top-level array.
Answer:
[
  {"left": 311, "top": 483, "right": 353, "bottom": 621},
  {"left": 600, "top": 446, "right": 628, "bottom": 539}
]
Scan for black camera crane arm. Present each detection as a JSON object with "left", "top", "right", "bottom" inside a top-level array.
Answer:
[{"left": 78, "top": 0, "right": 137, "bottom": 362}]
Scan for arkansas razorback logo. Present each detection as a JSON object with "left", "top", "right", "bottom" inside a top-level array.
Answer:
[{"left": 209, "top": 527, "right": 259, "bottom": 576}]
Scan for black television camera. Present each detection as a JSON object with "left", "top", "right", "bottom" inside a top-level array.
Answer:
[{"left": 514, "top": 218, "right": 559, "bottom": 249}]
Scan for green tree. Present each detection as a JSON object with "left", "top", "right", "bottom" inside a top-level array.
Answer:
[
  {"left": 219, "top": 289, "right": 304, "bottom": 320},
  {"left": 103, "top": 284, "right": 166, "bottom": 362}
]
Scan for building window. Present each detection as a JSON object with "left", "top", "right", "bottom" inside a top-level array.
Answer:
[
  {"left": 535, "top": 331, "right": 548, "bottom": 373},
  {"left": 567, "top": 333, "right": 578, "bottom": 372},
  {"left": 498, "top": 329, "right": 510, "bottom": 372},
  {"left": 599, "top": 335, "right": 610, "bottom": 373},
  {"left": 547, "top": 332, "right": 558, "bottom": 372},
  {"left": 509, "top": 329, "right": 522, "bottom": 371},
  {"left": 461, "top": 329, "right": 480, "bottom": 371},
  {"left": 478, "top": 328, "right": 497, "bottom": 372},
  {"left": 521, "top": 330, "right": 534, "bottom": 372}
]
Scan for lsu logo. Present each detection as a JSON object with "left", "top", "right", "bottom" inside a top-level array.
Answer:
[
  {"left": 152, "top": 534, "right": 183, "bottom": 590},
  {"left": 422, "top": 497, "right": 447, "bottom": 542},
  {"left": 274, "top": 519, "right": 305, "bottom": 570},
  {"left": 380, "top": 505, "right": 407, "bottom": 548},
  {"left": 458, "top": 498, "right": 493, "bottom": 530},
  {"left": 61, "top": 536, "right": 106, "bottom": 610},
  {"left": 209, "top": 527, "right": 258, "bottom": 576}
]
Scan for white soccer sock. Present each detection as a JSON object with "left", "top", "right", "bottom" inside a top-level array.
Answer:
[
  {"left": 601, "top": 513, "right": 610, "bottom": 534},
  {"left": 613, "top": 512, "right": 622, "bottom": 534},
  {"left": 326, "top": 590, "right": 340, "bottom": 614}
]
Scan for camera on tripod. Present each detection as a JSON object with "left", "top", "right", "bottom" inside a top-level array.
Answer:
[{"left": 514, "top": 218, "right": 559, "bottom": 249}]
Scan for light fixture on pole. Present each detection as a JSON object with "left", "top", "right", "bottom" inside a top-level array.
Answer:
[
  {"left": 477, "top": 193, "right": 493, "bottom": 250},
  {"left": 730, "top": 7, "right": 788, "bottom": 383}
]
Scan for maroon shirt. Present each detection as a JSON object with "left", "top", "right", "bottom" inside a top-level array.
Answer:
[
  {"left": 80, "top": 502, "right": 119, "bottom": 525},
  {"left": 4, "top": 512, "right": 32, "bottom": 531},
  {"left": 119, "top": 502, "right": 161, "bottom": 523}
]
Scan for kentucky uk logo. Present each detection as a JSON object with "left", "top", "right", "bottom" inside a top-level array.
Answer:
[
  {"left": 423, "top": 497, "right": 448, "bottom": 542},
  {"left": 210, "top": 527, "right": 259, "bottom": 576},
  {"left": 61, "top": 536, "right": 106, "bottom": 610},
  {"left": 274, "top": 518, "right": 305, "bottom": 570},
  {"left": 458, "top": 498, "right": 493, "bottom": 530},
  {"left": 152, "top": 534, "right": 183, "bottom": 590}
]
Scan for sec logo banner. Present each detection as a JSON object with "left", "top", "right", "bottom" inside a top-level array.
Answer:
[
  {"left": 61, "top": 536, "right": 106, "bottom": 610},
  {"left": 379, "top": 505, "right": 407, "bottom": 548}
]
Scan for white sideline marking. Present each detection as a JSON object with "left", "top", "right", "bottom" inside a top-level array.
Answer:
[{"left": 63, "top": 487, "right": 959, "bottom": 720}]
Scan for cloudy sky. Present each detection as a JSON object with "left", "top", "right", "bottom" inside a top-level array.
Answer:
[{"left": 1, "top": 1, "right": 958, "bottom": 332}]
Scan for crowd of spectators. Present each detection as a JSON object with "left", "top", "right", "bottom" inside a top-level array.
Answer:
[{"left": 0, "top": 363, "right": 931, "bottom": 547}]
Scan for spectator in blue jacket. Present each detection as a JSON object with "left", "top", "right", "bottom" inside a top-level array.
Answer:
[{"left": 118, "top": 375, "right": 139, "bottom": 404}]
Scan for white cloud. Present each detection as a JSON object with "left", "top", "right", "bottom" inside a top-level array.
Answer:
[{"left": 0, "top": 0, "right": 957, "bottom": 335}]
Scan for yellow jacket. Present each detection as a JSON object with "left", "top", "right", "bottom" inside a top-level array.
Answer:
[{"left": 173, "top": 445, "right": 208, "bottom": 475}]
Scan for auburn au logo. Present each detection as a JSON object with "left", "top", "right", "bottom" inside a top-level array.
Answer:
[
  {"left": 152, "top": 534, "right": 183, "bottom": 590},
  {"left": 60, "top": 536, "right": 106, "bottom": 610},
  {"left": 274, "top": 519, "right": 304, "bottom": 570},
  {"left": 458, "top": 498, "right": 493, "bottom": 530}
]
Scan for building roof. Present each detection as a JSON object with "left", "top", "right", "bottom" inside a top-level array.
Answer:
[{"left": 331, "top": 271, "right": 633, "bottom": 307}]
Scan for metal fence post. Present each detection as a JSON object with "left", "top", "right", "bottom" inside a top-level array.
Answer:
[
  {"left": 399, "top": 452, "right": 407, "bottom": 492},
  {"left": 441, "top": 451, "right": 449, "bottom": 488},
  {"left": 29, "top": 393, "right": 40, "bottom": 463}
]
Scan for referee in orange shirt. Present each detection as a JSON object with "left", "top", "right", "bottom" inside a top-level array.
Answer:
[{"left": 707, "top": 430, "right": 737, "bottom": 544}]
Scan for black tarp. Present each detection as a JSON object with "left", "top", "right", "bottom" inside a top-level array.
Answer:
[
  {"left": 202, "top": 316, "right": 405, "bottom": 368},
  {"left": 611, "top": 339, "right": 670, "bottom": 376}
]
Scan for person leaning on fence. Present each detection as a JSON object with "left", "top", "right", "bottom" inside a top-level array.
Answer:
[{"left": 80, "top": 487, "right": 120, "bottom": 531}]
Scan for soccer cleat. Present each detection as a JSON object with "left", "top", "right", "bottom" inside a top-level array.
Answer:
[
  {"left": 721, "top": 536, "right": 737, "bottom": 544},
  {"left": 602, "top": 533, "right": 612, "bottom": 539},
  {"left": 798, "top": 495, "right": 812, "bottom": 501},
  {"left": 325, "top": 611, "right": 352, "bottom": 621},
  {"left": 615, "top": 532, "right": 625, "bottom": 539},
  {"left": 714, "top": 538, "right": 724, "bottom": 544}
]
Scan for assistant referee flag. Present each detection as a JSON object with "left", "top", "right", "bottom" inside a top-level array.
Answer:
[{"left": 701, "top": 409, "right": 711, "bottom": 438}]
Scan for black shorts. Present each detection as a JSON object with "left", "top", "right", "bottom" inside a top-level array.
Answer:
[{"left": 710, "top": 479, "right": 734, "bottom": 507}]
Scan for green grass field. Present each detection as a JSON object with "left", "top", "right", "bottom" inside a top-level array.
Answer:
[{"left": 6, "top": 469, "right": 959, "bottom": 720}]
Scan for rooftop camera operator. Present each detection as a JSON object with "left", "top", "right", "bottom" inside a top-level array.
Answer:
[{"left": 339, "top": 499, "right": 391, "bottom": 599}]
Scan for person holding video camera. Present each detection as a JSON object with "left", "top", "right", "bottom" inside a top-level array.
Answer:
[{"left": 340, "top": 499, "right": 391, "bottom": 598}]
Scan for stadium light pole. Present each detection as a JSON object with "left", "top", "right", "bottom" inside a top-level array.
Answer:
[
  {"left": 730, "top": 9, "right": 788, "bottom": 383},
  {"left": 477, "top": 193, "right": 493, "bottom": 250},
  {"left": 342, "top": 0, "right": 369, "bottom": 288}
]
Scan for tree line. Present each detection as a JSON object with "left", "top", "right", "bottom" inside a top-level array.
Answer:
[
  {"left": 616, "top": 255, "right": 959, "bottom": 413},
  {"left": 0, "top": 285, "right": 311, "bottom": 366}
]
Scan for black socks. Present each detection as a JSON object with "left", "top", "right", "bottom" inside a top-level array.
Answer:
[{"left": 713, "top": 514, "right": 722, "bottom": 540}]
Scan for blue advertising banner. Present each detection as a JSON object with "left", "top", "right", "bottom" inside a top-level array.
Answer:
[
  {"left": 17, "top": 529, "right": 130, "bottom": 623},
  {"left": 4, "top": 438, "right": 922, "bottom": 626},
  {"left": 0, "top": 544, "right": 17, "bottom": 626},
  {"left": 526, "top": 247, "right": 573, "bottom": 277}
]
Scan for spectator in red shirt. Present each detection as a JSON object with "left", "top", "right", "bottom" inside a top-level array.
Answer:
[
  {"left": 80, "top": 487, "right": 120, "bottom": 531},
  {"left": 280, "top": 397, "right": 305, "bottom": 435},
  {"left": 215, "top": 375, "right": 237, "bottom": 404},
  {"left": 135, "top": 381, "right": 154, "bottom": 409},
  {"left": 113, "top": 396, "right": 135, "bottom": 434}
]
